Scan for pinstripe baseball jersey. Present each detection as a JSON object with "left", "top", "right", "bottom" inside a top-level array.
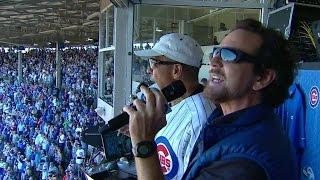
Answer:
[{"left": 155, "top": 92, "right": 215, "bottom": 180}]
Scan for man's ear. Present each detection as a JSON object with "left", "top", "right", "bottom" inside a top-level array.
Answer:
[
  {"left": 252, "top": 69, "right": 276, "bottom": 91},
  {"left": 172, "top": 64, "right": 183, "bottom": 79}
]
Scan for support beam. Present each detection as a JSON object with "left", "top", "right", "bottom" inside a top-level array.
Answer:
[
  {"left": 139, "top": 0, "right": 268, "bottom": 9},
  {"left": 113, "top": 4, "right": 134, "bottom": 116},
  {"left": 55, "top": 42, "right": 62, "bottom": 89},
  {"left": 18, "top": 51, "right": 23, "bottom": 83},
  {"left": 153, "top": 19, "right": 156, "bottom": 45},
  {"left": 260, "top": 0, "right": 269, "bottom": 25},
  {"left": 98, "top": 14, "right": 105, "bottom": 97},
  {"left": 179, "top": 20, "right": 185, "bottom": 34}
]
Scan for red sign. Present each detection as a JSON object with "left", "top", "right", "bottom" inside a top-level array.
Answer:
[{"left": 310, "top": 86, "right": 319, "bottom": 108}]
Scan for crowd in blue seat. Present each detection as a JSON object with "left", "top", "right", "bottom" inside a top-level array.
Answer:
[{"left": 0, "top": 48, "right": 106, "bottom": 179}]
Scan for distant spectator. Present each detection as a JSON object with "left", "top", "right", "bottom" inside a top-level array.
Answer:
[
  {"left": 213, "top": 35, "right": 219, "bottom": 45},
  {"left": 219, "top": 22, "right": 228, "bottom": 31}
]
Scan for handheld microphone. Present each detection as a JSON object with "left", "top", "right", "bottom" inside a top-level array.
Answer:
[{"left": 98, "top": 80, "right": 186, "bottom": 135}]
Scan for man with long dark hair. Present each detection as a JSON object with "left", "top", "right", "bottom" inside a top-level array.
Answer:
[{"left": 124, "top": 19, "right": 298, "bottom": 179}]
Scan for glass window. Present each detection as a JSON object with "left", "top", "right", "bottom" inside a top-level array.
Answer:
[
  {"left": 106, "top": 6, "right": 115, "bottom": 47},
  {"left": 99, "top": 5, "right": 115, "bottom": 105},
  {"left": 102, "top": 50, "right": 114, "bottom": 105},
  {"left": 100, "top": 11, "right": 106, "bottom": 49},
  {"left": 132, "top": 4, "right": 260, "bottom": 90},
  {"left": 100, "top": 6, "right": 115, "bottom": 49}
]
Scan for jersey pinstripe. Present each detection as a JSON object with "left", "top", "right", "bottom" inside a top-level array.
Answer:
[{"left": 155, "top": 92, "right": 215, "bottom": 180}]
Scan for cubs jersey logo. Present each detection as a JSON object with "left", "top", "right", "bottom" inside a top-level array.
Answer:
[
  {"left": 156, "top": 136, "right": 179, "bottom": 179},
  {"left": 310, "top": 86, "right": 319, "bottom": 108}
]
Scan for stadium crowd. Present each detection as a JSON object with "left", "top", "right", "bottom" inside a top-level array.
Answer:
[{"left": 0, "top": 48, "right": 106, "bottom": 179}]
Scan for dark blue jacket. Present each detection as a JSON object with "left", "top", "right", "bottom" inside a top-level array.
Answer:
[{"left": 185, "top": 104, "right": 298, "bottom": 180}]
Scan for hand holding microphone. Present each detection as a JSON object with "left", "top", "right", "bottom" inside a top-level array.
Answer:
[
  {"left": 123, "top": 84, "right": 168, "bottom": 145},
  {"left": 99, "top": 80, "right": 186, "bottom": 135}
]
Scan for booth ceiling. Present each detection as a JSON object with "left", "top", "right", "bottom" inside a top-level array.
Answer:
[{"left": 0, "top": 0, "right": 100, "bottom": 47}]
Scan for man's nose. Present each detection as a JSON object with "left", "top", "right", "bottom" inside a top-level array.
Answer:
[{"left": 210, "top": 54, "right": 223, "bottom": 68}]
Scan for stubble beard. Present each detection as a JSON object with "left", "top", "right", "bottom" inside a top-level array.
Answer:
[{"left": 203, "top": 85, "right": 229, "bottom": 104}]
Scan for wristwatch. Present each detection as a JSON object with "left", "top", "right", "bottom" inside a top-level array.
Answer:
[{"left": 132, "top": 141, "right": 157, "bottom": 158}]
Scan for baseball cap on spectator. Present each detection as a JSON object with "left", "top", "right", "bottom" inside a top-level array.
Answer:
[{"left": 134, "top": 33, "right": 204, "bottom": 68}]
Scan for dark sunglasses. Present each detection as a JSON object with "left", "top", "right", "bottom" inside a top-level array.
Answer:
[
  {"left": 148, "top": 58, "right": 178, "bottom": 68},
  {"left": 210, "top": 47, "right": 257, "bottom": 63}
]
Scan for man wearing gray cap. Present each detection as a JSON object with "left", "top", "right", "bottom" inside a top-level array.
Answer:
[{"left": 133, "top": 33, "right": 215, "bottom": 180}]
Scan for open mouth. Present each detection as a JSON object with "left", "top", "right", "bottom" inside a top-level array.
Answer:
[{"left": 211, "top": 75, "right": 224, "bottom": 83}]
